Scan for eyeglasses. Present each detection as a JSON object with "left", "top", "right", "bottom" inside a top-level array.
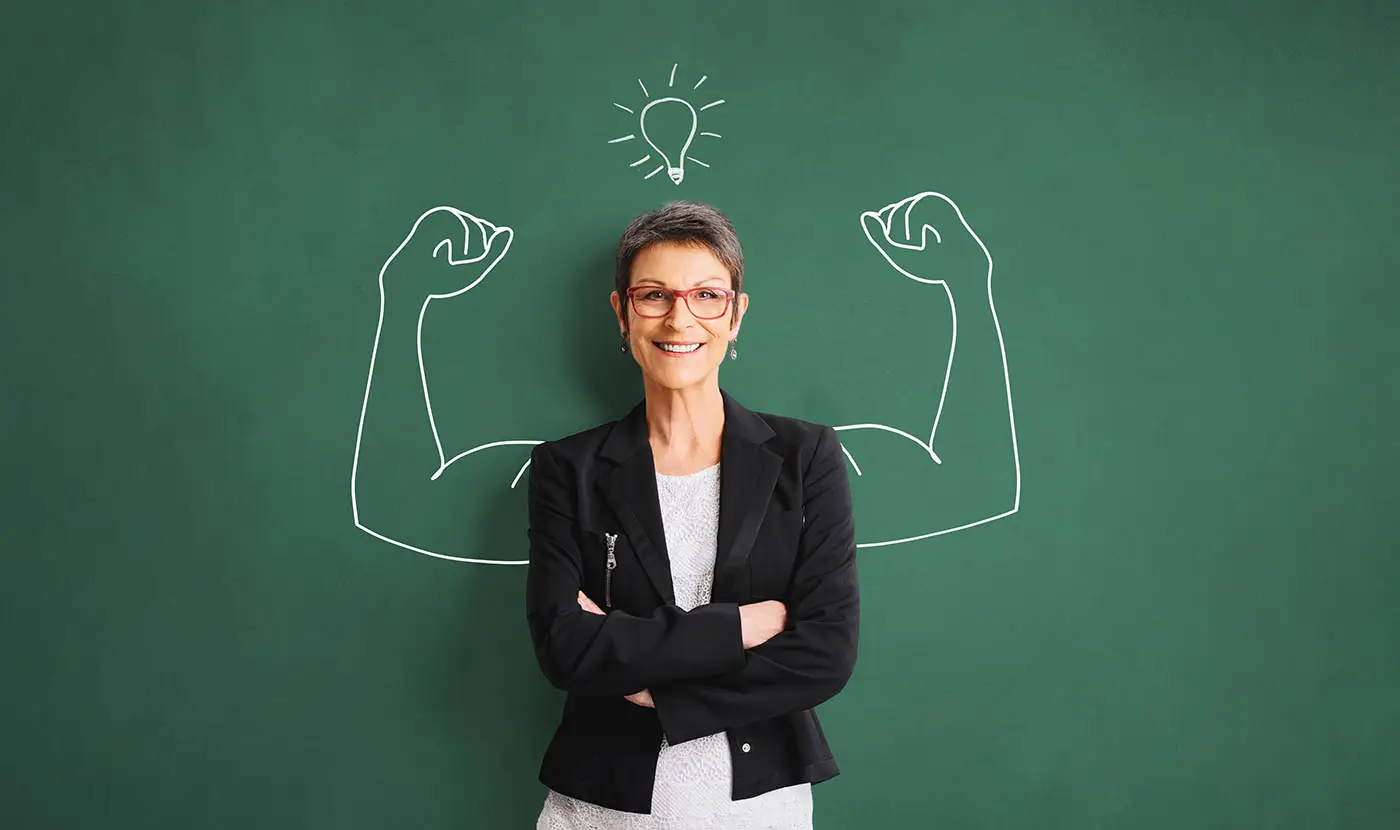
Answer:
[{"left": 626, "top": 286, "right": 736, "bottom": 319}]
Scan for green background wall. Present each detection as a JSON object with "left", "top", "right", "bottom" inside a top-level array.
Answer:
[{"left": 3, "top": 0, "right": 1397, "bottom": 827}]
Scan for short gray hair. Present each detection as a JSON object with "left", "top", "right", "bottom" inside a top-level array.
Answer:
[{"left": 614, "top": 201, "right": 744, "bottom": 328}]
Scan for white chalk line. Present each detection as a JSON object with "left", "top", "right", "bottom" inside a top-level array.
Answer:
[
  {"left": 354, "top": 192, "right": 1020, "bottom": 562},
  {"left": 611, "top": 65, "right": 720, "bottom": 184},
  {"left": 847, "top": 191, "right": 1022, "bottom": 548},
  {"left": 351, "top": 206, "right": 535, "bottom": 565}
]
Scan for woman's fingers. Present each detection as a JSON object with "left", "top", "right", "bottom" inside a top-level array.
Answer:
[{"left": 577, "top": 590, "right": 605, "bottom": 615}]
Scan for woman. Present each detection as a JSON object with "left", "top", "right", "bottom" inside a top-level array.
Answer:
[{"left": 526, "top": 201, "right": 860, "bottom": 829}]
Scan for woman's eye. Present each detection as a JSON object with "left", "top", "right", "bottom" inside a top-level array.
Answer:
[
  {"left": 642, "top": 290, "right": 668, "bottom": 300},
  {"left": 696, "top": 290, "right": 719, "bottom": 300}
]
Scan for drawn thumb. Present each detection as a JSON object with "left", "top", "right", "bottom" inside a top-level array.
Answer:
[
  {"left": 481, "top": 223, "right": 514, "bottom": 262},
  {"left": 860, "top": 209, "right": 909, "bottom": 274},
  {"left": 860, "top": 210, "right": 892, "bottom": 251}
]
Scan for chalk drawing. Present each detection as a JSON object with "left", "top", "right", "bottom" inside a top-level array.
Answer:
[
  {"left": 609, "top": 63, "right": 723, "bottom": 184},
  {"left": 353, "top": 193, "right": 1019, "bottom": 562},
  {"left": 350, "top": 206, "right": 540, "bottom": 564},
  {"left": 844, "top": 191, "right": 1021, "bottom": 547}
]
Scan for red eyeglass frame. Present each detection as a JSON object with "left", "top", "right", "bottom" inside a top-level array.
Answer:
[{"left": 625, "top": 286, "right": 737, "bottom": 319}]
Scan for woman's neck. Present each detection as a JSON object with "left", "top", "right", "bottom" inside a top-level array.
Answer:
[{"left": 643, "top": 382, "right": 725, "bottom": 475}]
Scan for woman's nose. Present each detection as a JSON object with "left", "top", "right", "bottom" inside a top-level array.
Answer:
[{"left": 665, "top": 299, "right": 696, "bottom": 327}]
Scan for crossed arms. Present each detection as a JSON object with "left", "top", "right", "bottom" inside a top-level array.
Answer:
[{"left": 524, "top": 427, "right": 860, "bottom": 744}]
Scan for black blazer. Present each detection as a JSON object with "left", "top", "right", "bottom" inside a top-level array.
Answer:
[{"left": 524, "top": 389, "right": 860, "bottom": 814}]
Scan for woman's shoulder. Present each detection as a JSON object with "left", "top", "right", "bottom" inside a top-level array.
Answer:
[
  {"left": 531, "top": 402, "right": 642, "bottom": 471},
  {"left": 743, "top": 407, "right": 842, "bottom": 473},
  {"left": 532, "top": 420, "right": 614, "bottom": 460},
  {"left": 749, "top": 407, "right": 834, "bottom": 442},
  {"left": 731, "top": 390, "right": 833, "bottom": 442}
]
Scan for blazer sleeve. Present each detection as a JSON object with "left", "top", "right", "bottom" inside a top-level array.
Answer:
[
  {"left": 525, "top": 441, "right": 746, "bottom": 696},
  {"left": 650, "top": 425, "right": 860, "bottom": 744}
]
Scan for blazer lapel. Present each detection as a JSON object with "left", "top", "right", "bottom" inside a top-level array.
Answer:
[
  {"left": 595, "top": 389, "right": 780, "bottom": 606},
  {"left": 599, "top": 400, "right": 676, "bottom": 605},
  {"left": 713, "top": 391, "right": 781, "bottom": 602}
]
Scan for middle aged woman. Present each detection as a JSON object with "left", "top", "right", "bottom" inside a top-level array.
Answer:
[{"left": 526, "top": 201, "right": 860, "bottom": 829}]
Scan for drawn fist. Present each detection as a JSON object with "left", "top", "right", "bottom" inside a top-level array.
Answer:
[
  {"left": 859, "top": 192, "right": 991, "bottom": 294},
  {"left": 378, "top": 206, "right": 514, "bottom": 301}
]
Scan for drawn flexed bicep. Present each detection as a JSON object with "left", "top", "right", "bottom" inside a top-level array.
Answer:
[
  {"left": 838, "top": 192, "right": 1020, "bottom": 548},
  {"left": 352, "top": 207, "right": 537, "bottom": 564}
]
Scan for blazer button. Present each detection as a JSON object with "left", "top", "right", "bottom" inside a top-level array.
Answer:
[{"left": 741, "top": 743, "right": 751, "bottom": 753}]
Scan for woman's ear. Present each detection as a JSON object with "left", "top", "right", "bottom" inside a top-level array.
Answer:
[{"left": 609, "top": 291, "right": 627, "bottom": 336}]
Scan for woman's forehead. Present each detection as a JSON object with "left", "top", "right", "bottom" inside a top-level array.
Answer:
[{"left": 630, "top": 242, "right": 729, "bottom": 286}]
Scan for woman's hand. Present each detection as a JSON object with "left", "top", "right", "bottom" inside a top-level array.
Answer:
[
  {"left": 577, "top": 591, "right": 605, "bottom": 615},
  {"left": 624, "top": 689, "right": 655, "bottom": 708},
  {"left": 739, "top": 600, "right": 788, "bottom": 649}
]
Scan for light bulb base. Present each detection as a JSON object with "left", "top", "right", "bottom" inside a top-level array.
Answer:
[{"left": 667, "top": 168, "right": 684, "bottom": 184}]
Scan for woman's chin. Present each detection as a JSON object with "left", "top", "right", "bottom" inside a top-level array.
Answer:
[{"left": 644, "top": 364, "right": 719, "bottom": 390}]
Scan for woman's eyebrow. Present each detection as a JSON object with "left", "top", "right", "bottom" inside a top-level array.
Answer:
[{"left": 632, "top": 276, "right": 729, "bottom": 286}]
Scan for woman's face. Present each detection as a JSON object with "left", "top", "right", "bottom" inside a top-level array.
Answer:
[{"left": 610, "top": 241, "right": 748, "bottom": 392}]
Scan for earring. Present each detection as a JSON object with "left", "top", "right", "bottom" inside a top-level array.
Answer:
[
  {"left": 620, "top": 334, "right": 629, "bottom": 353},
  {"left": 729, "top": 340, "right": 738, "bottom": 360}
]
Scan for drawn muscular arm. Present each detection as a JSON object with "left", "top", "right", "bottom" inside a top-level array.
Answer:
[
  {"left": 838, "top": 192, "right": 1020, "bottom": 546},
  {"left": 350, "top": 207, "right": 528, "bottom": 561}
]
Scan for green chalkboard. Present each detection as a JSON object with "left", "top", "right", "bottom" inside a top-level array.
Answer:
[{"left": 4, "top": 0, "right": 1398, "bottom": 827}]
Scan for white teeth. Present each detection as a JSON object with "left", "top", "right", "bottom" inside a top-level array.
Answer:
[{"left": 657, "top": 342, "right": 702, "bottom": 353}]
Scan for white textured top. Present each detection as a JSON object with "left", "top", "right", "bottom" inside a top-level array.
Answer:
[{"left": 536, "top": 462, "right": 813, "bottom": 829}]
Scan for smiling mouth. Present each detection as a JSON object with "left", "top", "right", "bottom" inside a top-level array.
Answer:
[{"left": 653, "top": 341, "right": 704, "bottom": 355}]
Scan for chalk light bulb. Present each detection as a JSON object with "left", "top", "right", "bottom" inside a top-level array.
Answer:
[{"left": 639, "top": 97, "right": 697, "bottom": 185}]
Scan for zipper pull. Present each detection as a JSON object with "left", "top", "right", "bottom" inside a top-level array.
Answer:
[{"left": 604, "top": 533, "right": 618, "bottom": 608}]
